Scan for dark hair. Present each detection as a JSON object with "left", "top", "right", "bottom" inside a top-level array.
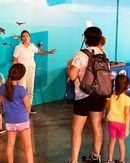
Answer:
[
  {"left": 115, "top": 74, "right": 129, "bottom": 99},
  {"left": 5, "top": 63, "right": 26, "bottom": 101},
  {"left": 21, "top": 30, "right": 30, "bottom": 39},
  {"left": 84, "top": 27, "right": 102, "bottom": 46}
]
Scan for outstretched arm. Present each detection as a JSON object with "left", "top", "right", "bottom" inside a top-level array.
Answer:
[{"left": 38, "top": 48, "right": 56, "bottom": 54}]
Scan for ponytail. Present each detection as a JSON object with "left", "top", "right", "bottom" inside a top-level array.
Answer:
[
  {"left": 5, "top": 76, "right": 14, "bottom": 101},
  {"left": 4, "top": 63, "right": 26, "bottom": 102}
]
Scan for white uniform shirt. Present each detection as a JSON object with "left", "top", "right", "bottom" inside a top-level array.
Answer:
[
  {"left": 13, "top": 43, "right": 39, "bottom": 67},
  {"left": 72, "top": 47, "right": 103, "bottom": 100}
]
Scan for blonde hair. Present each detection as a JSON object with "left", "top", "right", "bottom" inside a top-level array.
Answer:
[{"left": 100, "top": 36, "right": 106, "bottom": 46}]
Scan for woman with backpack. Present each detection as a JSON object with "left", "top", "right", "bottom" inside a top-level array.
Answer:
[{"left": 66, "top": 27, "right": 108, "bottom": 163}]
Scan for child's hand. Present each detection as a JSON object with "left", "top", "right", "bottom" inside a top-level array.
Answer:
[{"left": 67, "top": 59, "right": 73, "bottom": 68}]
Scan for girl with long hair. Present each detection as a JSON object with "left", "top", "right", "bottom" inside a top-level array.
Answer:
[
  {"left": 0, "top": 63, "right": 33, "bottom": 163},
  {"left": 106, "top": 74, "right": 130, "bottom": 163}
]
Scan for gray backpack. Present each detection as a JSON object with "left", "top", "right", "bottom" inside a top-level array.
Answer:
[{"left": 80, "top": 49, "right": 112, "bottom": 97}]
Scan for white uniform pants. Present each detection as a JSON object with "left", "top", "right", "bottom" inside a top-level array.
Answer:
[{"left": 18, "top": 66, "right": 35, "bottom": 105}]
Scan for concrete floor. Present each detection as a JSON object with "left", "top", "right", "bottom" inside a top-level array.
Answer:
[{"left": 0, "top": 101, "right": 130, "bottom": 163}]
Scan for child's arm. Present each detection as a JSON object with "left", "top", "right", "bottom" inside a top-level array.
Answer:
[
  {"left": 12, "top": 57, "right": 18, "bottom": 64},
  {"left": 104, "top": 99, "right": 110, "bottom": 109},
  {"left": 124, "top": 106, "right": 129, "bottom": 136},
  {"left": 23, "top": 95, "right": 31, "bottom": 114},
  {"left": 0, "top": 73, "right": 5, "bottom": 84},
  {"left": 0, "top": 80, "right": 4, "bottom": 84},
  {"left": 0, "top": 95, "right": 4, "bottom": 107},
  {"left": 67, "top": 59, "right": 73, "bottom": 68}
]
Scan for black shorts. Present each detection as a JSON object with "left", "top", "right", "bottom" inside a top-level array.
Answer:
[{"left": 73, "top": 96, "right": 106, "bottom": 116}]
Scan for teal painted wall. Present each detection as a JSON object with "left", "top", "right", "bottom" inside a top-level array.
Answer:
[{"left": 0, "top": 0, "right": 130, "bottom": 104}]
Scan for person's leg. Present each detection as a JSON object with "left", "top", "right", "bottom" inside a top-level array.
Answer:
[
  {"left": 0, "top": 114, "right": 6, "bottom": 134},
  {"left": 26, "top": 67, "right": 35, "bottom": 105},
  {"left": 89, "top": 111, "right": 103, "bottom": 156},
  {"left": 20, "top": 127, "right": 33, "bottom": 163},
  {"left": 108, "top": 138, "right": 116, "bottom": 161},
  {"left": 6, "top": 131, "right": 17, "bottom": 163},
  {"left": 71, "top": 114, "right": 87, "bottom": 163},
  {"left": 118, "top": 139, "right": 125, "bottom": 162},
  {"left": 26, "top": 67, "right": 36, "bottom": 114},
  {"left": 18, "top": 70, "right": 27, "bottom": 89},
  {"left": 0, "top": 114, "right": 2, "bottom": 129},
  {"left": 0, "top": 95, "right": 6, "bottom": 130},
  {"left": 102, "top": 108, "right": 107, "bottom": 122}
]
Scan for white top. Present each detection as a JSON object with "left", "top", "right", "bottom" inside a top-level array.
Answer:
[
  {"left": 72, "top": 47, "right": 103, "bottom": 100},
  {"left": 13, "top": 43, "right": 39, "bottom": 67}
]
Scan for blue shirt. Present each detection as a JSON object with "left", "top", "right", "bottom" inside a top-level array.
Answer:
[{"left": 0, "top": 84, "right": 29, "bottom": 123}]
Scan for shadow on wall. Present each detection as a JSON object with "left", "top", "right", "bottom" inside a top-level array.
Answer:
[{"left": 33, "top": 68, "right": 67, "bottom": 105}]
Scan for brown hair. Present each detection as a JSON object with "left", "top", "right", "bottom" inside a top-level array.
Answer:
[
  {"left": 115, "top": 74, "right": 129, "bottom": 99},
  {"left": 5, "top": 63, "right": 26, "bottom": 101}
]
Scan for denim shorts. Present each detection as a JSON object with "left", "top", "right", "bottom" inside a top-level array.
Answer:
[
  {"left": 6, "top": 120, "right": 30, "bottom": 132},
  {"left": 108, "top": 121, "right": 125, "bottom": 139}
]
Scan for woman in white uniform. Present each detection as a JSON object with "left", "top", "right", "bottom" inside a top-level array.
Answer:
[{"left": 12, "top": 30, "right": 56, "bottom": 114}]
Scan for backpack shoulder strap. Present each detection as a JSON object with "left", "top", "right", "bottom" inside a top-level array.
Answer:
[
  {"left": 80, "top": 49, "right": 93, "bottom": 58},
  {"left": 81, "top": 49, "right": 107, "bottom": 58}
]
